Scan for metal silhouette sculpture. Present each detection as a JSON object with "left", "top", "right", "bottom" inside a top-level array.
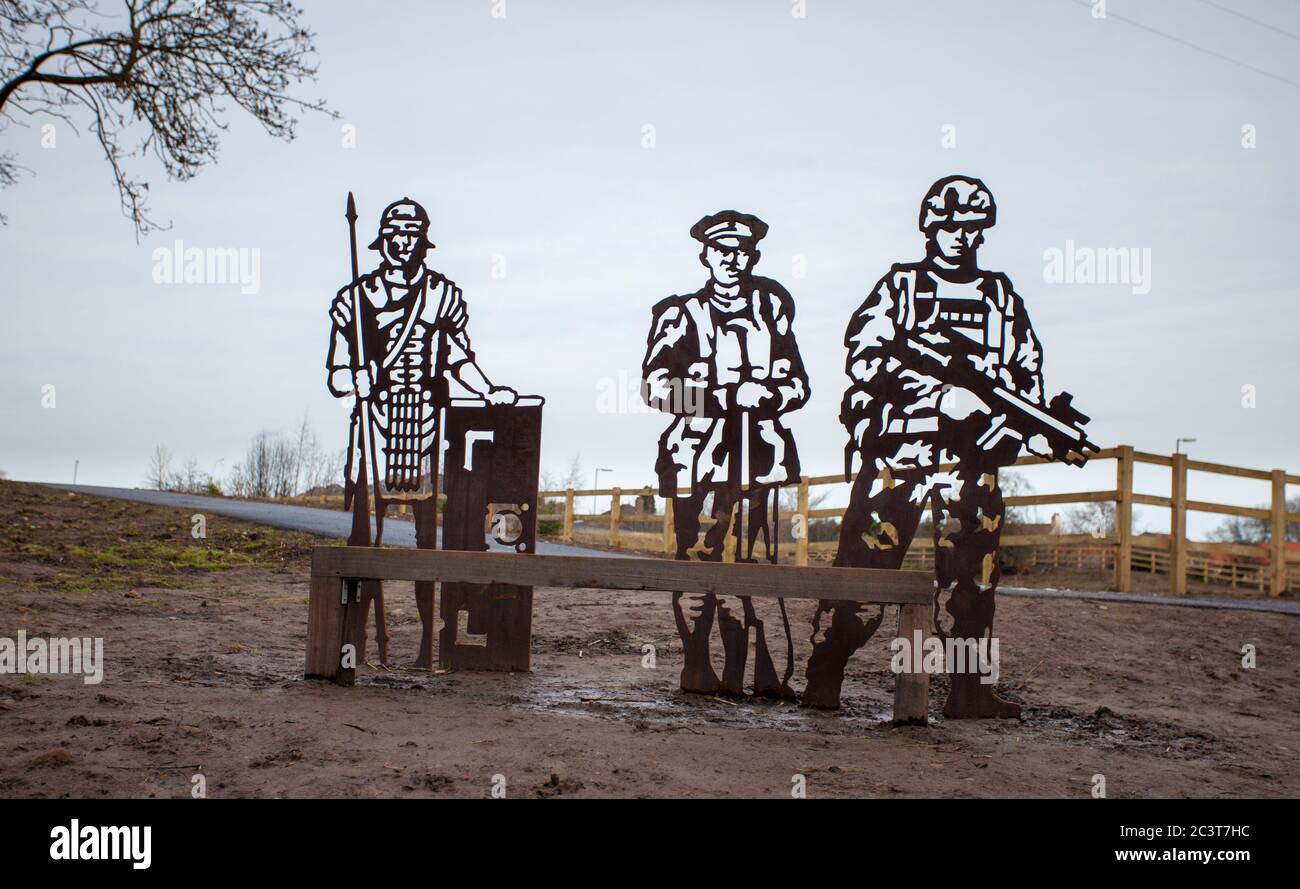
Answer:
[
  {"left": 326, "top": 195, "right": 533, "bottom": 669},
  {"left": 803, "top": 175, "right": 1096, "bottom": 715},
  {"left": 642, "top": 211, "right": 808, "bottom": 699},
  {"left": 439, "top": 398, "right": 543, "bottom": 672}
]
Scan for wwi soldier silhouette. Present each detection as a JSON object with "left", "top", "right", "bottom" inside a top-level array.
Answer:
[
  {"left": 642, "top": 210, "right": 808, "bottom": 698},
  {"left": 803, "top": 176, "right": 1094, "bottom": 715},
  {"left": 326, "top": 196, "right": 517, "bottom": 668}
]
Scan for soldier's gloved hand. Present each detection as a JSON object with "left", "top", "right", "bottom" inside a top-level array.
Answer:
[
  {"left": 353, "top": 364, "right": 375, "bottom": 399},
  {"left": 1025, "top": 433, "right": 1052, "bottom": 459},
  {"left": 735, "top": 381, "right": 773, "bottom": 410},
  {"left": 330, "top": 294, "right": 352, "bottom": 328},
  {"left": 937, "top": 385, "right": 987, "bottom": 421},
  {"left": 485, "top": 386, "right": 517, "bottom": 406}
]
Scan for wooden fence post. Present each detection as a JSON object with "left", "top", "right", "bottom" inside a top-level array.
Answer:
[
  {"left": 1170, "top": 452, "right": 1188, "bottom": 596},
  {"left": 893, "top": 602, "right": 930, "bottom": 724},
  {"left": 610, "top": 487, "right": 622, "bottom": 547},
  {"left": 722, "top": 500, "right": 737, "bottom": 563},
  {"left": 1271, "top": 469, "right": 1287, "bottom": 598},
  {"left": 1115, "top": 445, "right": 1133, "bottom": 593},
  {"left": 796, "top": 478, "right": 809, "bottom": 568},
  {"left": 562, "top": 488, "right": 574, "bottom": 542},
  {"left": 663, "top": 496, "right": 675, "bottom": 555}
]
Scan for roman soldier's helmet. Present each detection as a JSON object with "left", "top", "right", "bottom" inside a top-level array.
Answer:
[
  {"left": 369, "top": 198, "right": 435, "bottom": 250},
  {"left": 918, "top": 175, "right": 996, "bottom": 233}
]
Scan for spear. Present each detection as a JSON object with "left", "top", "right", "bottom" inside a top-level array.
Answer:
[
  {"left": 345, "top": 193, "right": 390, "bottom": 663},
  {"left": 344, "top": 193, "right": 381, "bottom": 546}
]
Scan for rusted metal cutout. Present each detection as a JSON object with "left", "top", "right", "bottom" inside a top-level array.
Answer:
[
  {"left": 642, "top": 210, "right": 808, "bottom": 699},
  {"left": 326, "top": 194, "right": 539, "bottom": 670},
  {"left": 439, "top": 398, "right": 544, "bottom": 671},
  {"left": 805, "top": 175, "right": 1096, "bottom": 714}
]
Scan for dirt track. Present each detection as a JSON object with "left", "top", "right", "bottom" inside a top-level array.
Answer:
[{"left": 1, "top": 482, "right": 1296, "bottom": 798}]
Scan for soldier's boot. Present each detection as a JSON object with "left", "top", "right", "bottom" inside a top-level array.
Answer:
[
  {"left": 939, "top": 571, "right": 1019, "bottom": 719},
  {"left": 412, "top": 580, "right": 435, "bottom": 670},
  {"left": 802, "top": 603, "right": 882, "bottom": 709},
  {"left": 674, "top": 593, "right": 720, "bottom": 694},
  {"left": 716, "top": 600, "right": 748, "bottom": 697},
  {"left": 943, "top": 673, "right": 1022, "bottom": 719}
]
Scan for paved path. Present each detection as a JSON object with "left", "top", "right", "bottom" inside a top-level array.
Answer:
[
  {"left": 998, "top": 584, "right": 1299, "bottom": 615},
  {"left": 46, "top": 484, "right": 624, "bottom": 558},
  {"left": 41, "top": 484, "right": 1299, "bottom": 615}
]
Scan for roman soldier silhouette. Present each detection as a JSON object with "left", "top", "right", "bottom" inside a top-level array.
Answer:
[{"left": 326, "top": 197, "right": 517, "bottom": 667}]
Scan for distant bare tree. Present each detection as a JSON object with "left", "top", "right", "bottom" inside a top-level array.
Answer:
[
  {"left": 540, "top": 454, "right": 584, "bottom": 514},
  {"left": 998, "top": 470, "right": 1035, "bottom": 527},
  {"left": 1066, "top": 501, "right": 1116, "bottom": 538},
  {"left": 227, "top": 418, "right": 335, "bottom": 499},
  {"left": 540, "top": 454, "right": 584, "bottom": 493},
  {"left": 0, "top": 0, "right": 330, "bottom": 233},
  {"left": 227, "top": 431, "right": 267, "bottom": 497},
  {"left": 1211, "top": 497, "right": 1300, "bottom": 544},
  {"left": 144, "top": 443, "right": 171, "bottom": 489}
]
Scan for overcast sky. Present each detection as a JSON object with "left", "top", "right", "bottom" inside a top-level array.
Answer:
[{"left": 2, "top": 0, "right": 1297, "bottom": 536}]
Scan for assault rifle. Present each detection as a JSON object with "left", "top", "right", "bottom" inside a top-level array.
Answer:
[{"left": 899, "top": 333, "right": 1098, "bottom": 467}]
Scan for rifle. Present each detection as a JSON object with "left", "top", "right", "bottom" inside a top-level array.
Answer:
[
  {"left": 725, "top": 380, "right": 796, "bottom": 696},
  {"left": 898, "top": 332, "right": 1097, "bottom": 466}
]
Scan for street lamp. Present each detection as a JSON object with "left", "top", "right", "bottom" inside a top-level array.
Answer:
[
  {"left": 1174, "top": 437, "right": 1197, "bottom": 455},
  {"left": 593, "top": 468, "right": 613, "bottom": 516}
]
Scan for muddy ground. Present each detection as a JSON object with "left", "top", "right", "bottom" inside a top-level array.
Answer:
[{"left": 1, "top": 481, "right": 1296, "bottom": 798}]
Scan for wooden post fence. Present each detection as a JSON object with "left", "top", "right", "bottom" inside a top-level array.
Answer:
[
  {"left": 1114, "top": 445, "right": 1134, "bottom": 593},
  {"left": 534, "top": 445, "right": 1296, "bottom": 598},
  {"left": 796, "top": 477, "right": 810, "bottom": 568},
  {"left": 1271, "top": 469, "right": 1287, "bottom": 598},
  {"left": 1170, "top": 452, "right": 1188, "bottom": 596},
  {"left": 610, "top": 487, "right": 622, "bottom": 547}
]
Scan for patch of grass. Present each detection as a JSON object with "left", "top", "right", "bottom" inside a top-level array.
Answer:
[
  {"left": 10, "top": 542, "right": 54, "bottom": 558},
  {"left": 0, "top": 481, "right": 321, "bottom": 597},
  {"left": 67, "top": 545, "right": 151, "bottom": 569},
  {"left": 49, "top": 574, "right": 135, "bottom": 595},
  {"left": 67, "top": 542, "right": 259, "bottom": 571}
]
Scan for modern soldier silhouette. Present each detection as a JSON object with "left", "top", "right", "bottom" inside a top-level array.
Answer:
[{"left": 804, "top": 176, "right": 1094, "bottom": 716}]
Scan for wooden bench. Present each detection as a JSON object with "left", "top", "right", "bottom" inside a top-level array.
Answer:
[{"left": 305, "top": 546, "right": 935, "bottom": 724}]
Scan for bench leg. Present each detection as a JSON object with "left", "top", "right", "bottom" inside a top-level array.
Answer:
[
  {"left": 893, "top": 603, "right": 930, "bottom": 725},
  {"left": 306, "top": 575, "right": 363, "bottom": 685}
]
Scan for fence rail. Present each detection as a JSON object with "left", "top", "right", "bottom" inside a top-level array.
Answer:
[{"left": 539, "top": 445, "right": 1299, "bottom": 598}]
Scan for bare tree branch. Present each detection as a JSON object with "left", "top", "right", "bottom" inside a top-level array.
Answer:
[{"left": 1, "top": 0, "right": 333, "bottom": 236}]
